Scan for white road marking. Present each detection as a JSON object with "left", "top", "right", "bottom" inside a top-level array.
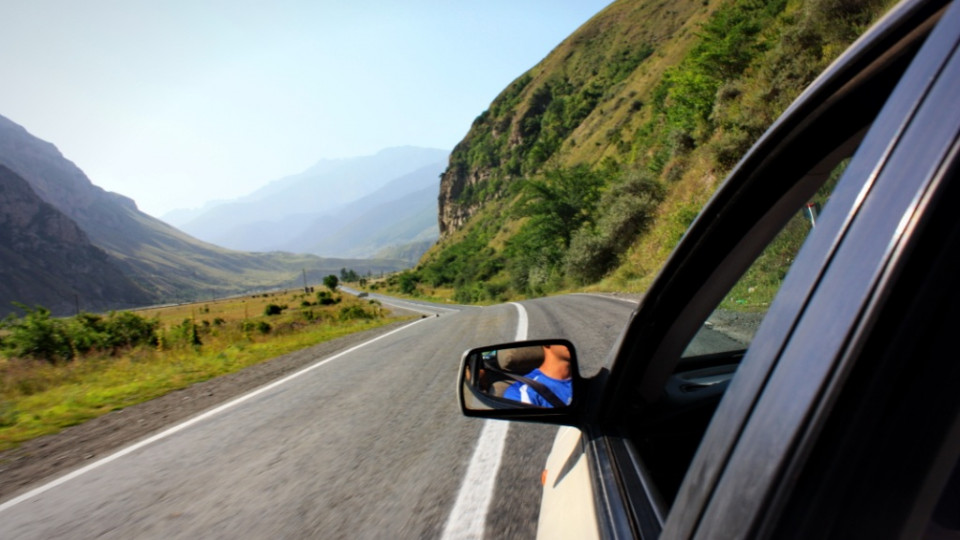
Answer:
[
  {"left": 378, "top": 298, "right": 459, "bottom": 315},
  {"left": 441, "top": 420, "right": 510, "bottom": 540},
  {"left": 441, "top": 302, "right": 529, "bottom": 540},
  {"left": 574, "top": 292, "right": 641, "bottom": 306},
  {"left": 340, "top": 286, "right": 460, "bottom": 315},
  {"left": 0, "top": 318, "right": 431, "bottom": 514},
  {"left": 511, "top": 302, "right": 529, "bottom": 341}
]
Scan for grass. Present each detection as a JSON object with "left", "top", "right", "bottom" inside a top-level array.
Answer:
[{"left": 0, "top": 290, "right": 404, "bottom": 451}]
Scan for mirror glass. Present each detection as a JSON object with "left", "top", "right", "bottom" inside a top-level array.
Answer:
[{"left": 459, "top": 340, "right": 578, "bottom": 411}]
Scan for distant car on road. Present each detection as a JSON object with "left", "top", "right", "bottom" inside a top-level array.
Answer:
[{"left": 458, "top": 0, "right": 960, "bottom": 537}]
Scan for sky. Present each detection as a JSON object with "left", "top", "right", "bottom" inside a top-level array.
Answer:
[{"left": 0, "top": 0, "right": 613, "bottom": 218}]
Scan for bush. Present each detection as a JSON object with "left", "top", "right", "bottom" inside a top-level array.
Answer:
[
  {"left": 168, "top": 319, "right": 202, "bottom": 347},
  {"left": 1, "top": 305, "right": 72, "bottom": 363},
  {"left": 566, "top": 171, "right": 665, "bottom": 284},
  {"left": 240, "top": 320, "right": 272, "bottom": 335},
  {"left": 316, "top": 291, "right": 339, "bottom": 305},
  {"left": 398, "top": 272, "right": 419, "bottom": 295},
  {"left": 264, "top": 304, "right": 286, "bottom": 316},
  {"left": 338, "top": 305, "right": 376, "bottom": 321},
  {"left": 103, "top": 311, "right": 158, "bottom": 349}
]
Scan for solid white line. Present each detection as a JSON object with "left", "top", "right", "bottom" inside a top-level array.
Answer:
[
  {"left": 511, "top": 302, "right": 529, "bottom": 341},
  {"left": 441, "top": 302, "right": 528, "bottom": 540},
  {"left": 0, "top": 317, "right": 431, "bottom": 514}
]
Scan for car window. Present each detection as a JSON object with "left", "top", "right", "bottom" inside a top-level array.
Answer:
[
  {"left": 682, "top": 161, "right": 847, "bottom": 360},
  {"left": 632, "top": 158, "right": 853, "bottom": 505}
]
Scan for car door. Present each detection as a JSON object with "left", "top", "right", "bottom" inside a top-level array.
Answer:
[
  {"left": 675, "top": 1, "right": 960, "bottom": 536},
  {"left": 573, "top": 0, "right": 960, "bottom": 537}
]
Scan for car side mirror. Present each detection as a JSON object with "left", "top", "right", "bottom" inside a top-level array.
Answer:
[{"left": 458, "top": 339, "right": 582, "bottom": 420}]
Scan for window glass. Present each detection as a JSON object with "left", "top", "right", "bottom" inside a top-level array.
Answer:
[
  {"left": 682, "top": 161, "right": 848, "bottom": 360},
  {"left": 636, "top": 161, "right": 850, "bottom": 505}
]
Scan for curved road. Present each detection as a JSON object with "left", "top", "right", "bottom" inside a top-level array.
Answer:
[{"left": 0, "top": 293, "right": 637, "bottom": 539}]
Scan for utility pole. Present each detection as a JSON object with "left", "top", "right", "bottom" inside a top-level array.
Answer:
[{"left": 302, "top": 268, "right": 309, "bottom": 294}]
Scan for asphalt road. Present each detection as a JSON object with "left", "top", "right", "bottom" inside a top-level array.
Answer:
[{"left": 0, "top": 293, "right": 637, "bottom": 539}]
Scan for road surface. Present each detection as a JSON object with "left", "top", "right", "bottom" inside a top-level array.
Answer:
[{"left": 0, "top": 293, "right": 638, "bottom": 539}]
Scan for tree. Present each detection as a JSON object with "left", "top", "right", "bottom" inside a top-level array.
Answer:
[{"left": 323, "top": 275, "right": 340, "bottom": 291}]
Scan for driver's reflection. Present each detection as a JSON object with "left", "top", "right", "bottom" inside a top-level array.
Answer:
[{"left": 504, "top": 345, "right": 573, "bottom": 407}]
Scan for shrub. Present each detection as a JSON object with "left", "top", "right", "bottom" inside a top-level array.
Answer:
[
  {"left": 338, "top": 305, "right": 376, "bottom": 321},
  {"left": 103, "top": 311, "right": 158, "bottom": 349},
  {"left": 240, "top": 320, "right": 272, "bottom": 335},
  {"left": 168, "top": 318, "right": 202, "bottom": 347},
  {"left": 566, "top": 171, "right": 665, "bottom": 284},
  {"left": 316, "top": 291, "right": 338, "bottom": 305},
  {"left": 264, "top": 304, "right": 286, "bottom": 316},
  {"left": 1, "top": 305, "right": 72, "bottom": 363},
  {"left": 398, "top": 272, "right": 419, "bottom": 295}
]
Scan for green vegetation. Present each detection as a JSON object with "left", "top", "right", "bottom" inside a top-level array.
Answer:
[
  {"left": 1, "top": 305, "right": 158, "bottom": 364},
  {"left": 412, "top": 0, "right": 894, "bottom": 304},
  {"left": 0, "top": 292, "right": 396, "bottom": 450},
  {"left": 323, "top": 274, "right": 340, "bottom": 292},
  {"left": 403, "top": 164, "right": 664, "bottom": 302},
  {"left": 264, "top": 303, "right": 287, "bottom": 316},
  {"left": 339, "top": 268, "right": 361, "bottom": 282},
  {"left": 720, "top": 160, "right": 847, "bottom": 311}
]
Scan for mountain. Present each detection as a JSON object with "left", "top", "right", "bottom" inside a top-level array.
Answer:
[
  {"left": 169, "top": 147, "right": 448, "bottom": 253},
  {"left": 0, "top": 114, "right": 409, "bottom": 310},
  {"left": 373, "top": 240, "right": 437, "bottom": 265},
  {"left": 0, "top": 165, "right": 152, "bottom": 316},
  {"left": 413, "top": 0, "right": 892, "bottom": 303},
  {"left": 285, "top": 162, "right": 445, "bottom": 257}
]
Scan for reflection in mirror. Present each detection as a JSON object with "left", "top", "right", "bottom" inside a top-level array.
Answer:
[{"left": 460, "top": 340, "right": 577, "bottom": 411}]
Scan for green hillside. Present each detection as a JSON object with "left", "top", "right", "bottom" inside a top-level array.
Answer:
[{"left": 415, "top": 0, "right": 894, "bottom": 302}]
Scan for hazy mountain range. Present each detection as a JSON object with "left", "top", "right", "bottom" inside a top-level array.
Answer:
[
  {"left": 0, "top": 114, "right": 414, "bottom": 315},
  {"left": 164, "top": 147, "right": 448, "bottom": 258}
]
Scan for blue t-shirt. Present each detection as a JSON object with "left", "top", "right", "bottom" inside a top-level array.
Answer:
[{"left": 503, "top": 368, "right": 573, "bottom": 408}]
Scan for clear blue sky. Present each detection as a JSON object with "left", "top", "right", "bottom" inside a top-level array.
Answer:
[{"left": 0, "top": 1, "right": 613, "bottom": 217}]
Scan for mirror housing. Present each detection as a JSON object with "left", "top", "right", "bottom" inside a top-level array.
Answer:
[{"left": 458, "top": 339, "right": 583, "bottom": 423}]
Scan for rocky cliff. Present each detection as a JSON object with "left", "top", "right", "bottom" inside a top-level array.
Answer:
[{"left": 437, "top": 0, "right": 706, "bottom": 238}]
